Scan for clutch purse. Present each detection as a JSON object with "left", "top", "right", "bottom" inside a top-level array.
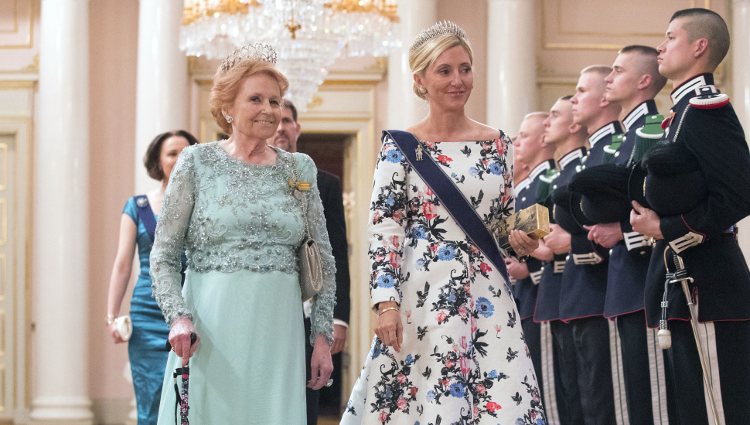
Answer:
[
  {"left": 491, "top": 203, "right": 551, "bottom": 257},
  {"left": 114, "top": 315, "right": 133, "bottom": 341},
  {"left": 290, "top": 156, "right": 324, "bottom": 301},
  {"left": 299, "top": 237, "right": 324, "bottom": 301}
]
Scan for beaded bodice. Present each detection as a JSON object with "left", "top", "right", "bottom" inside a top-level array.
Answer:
[{"left": 150, "top": 142, "right": 336, "bottom": 343}]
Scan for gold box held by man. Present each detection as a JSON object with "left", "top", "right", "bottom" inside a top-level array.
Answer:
[{"left": 490, "top": 203, "right": 550, "bottom": 256}]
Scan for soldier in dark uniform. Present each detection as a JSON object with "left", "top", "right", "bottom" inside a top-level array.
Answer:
[
  {"left": 631, "top": 8, "right": 750, "bottom": 425},
  {"left": 558, "top": 65, "right": 622, "bottom": 425},
  {"left": 506, "top": 111, "right": 555, "bottom": 408},
  {"left": 533, "top": 96, "right": 585, "bottom": 425},
  {"left": 581, "top": 45, "right": 670, "bottom": 425}
]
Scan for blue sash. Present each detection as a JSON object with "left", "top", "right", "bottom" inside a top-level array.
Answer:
[
  {"left": 134, "top": 195, "right": 157, "bottom": 241},
  {"left": 385, "top": 130, "right": 510, "bottom": 284}
]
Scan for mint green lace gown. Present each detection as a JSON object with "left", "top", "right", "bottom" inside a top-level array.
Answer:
[{"left": 150, "top": 142, "right": 336, "bottom": 424}]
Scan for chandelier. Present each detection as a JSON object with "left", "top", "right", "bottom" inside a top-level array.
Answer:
[{"left": 180, "top": 0, "right": 400, "bottom": 110}]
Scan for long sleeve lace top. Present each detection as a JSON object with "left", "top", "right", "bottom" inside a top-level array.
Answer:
[{"left": 150, "top": 142, "right": 336, "bottom": 344}]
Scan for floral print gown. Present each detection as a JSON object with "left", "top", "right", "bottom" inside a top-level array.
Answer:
[{"left": 341, "top": 132, "right": 546, "bottom": 425}]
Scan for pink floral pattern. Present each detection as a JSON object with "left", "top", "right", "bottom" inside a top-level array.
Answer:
[{"left": 342, "top": 134, "right": 545, "bottom": 425}]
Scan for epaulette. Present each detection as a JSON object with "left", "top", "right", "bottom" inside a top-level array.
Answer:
[
  {"left": 538, "top": 168, "right": 560, "bottom": 184},
  {"left": 689, "top": 85, "right": 730, "bottom": 110}
]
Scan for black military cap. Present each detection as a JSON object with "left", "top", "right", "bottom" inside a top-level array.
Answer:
[
  {"left": 641, "top": 142, "right": 707, "bottom": 216},
  {"left": 552, "top": 185, "right": 593, "bottom": 232},
  {"left": 569, "top": 164, "right": 631, "bottom": 223}
]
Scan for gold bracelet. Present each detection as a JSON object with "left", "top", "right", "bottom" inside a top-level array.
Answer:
[{"left": 377, "top": 306, "right": 399, "bottom": 316}]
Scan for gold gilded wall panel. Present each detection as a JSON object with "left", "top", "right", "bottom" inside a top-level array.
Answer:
[
  {"left": 0, "top": 255, "right": 4, "bottom": 300},
  {"left": 0, "top": 0, "right": 33, "bottom": 48}
]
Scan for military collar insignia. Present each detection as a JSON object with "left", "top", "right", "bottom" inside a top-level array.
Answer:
[
  {"left": 529, "top": 159, "right": 554, "bottom": 182},
  {"left": 559, "top": 147, "right": 586, "bottom": 169},
  {"left": 539, "top": 168, "right": 560, "bottom": 184},
  {"left": 589, "top": 121, "right": 622, "bottom": 148},
  {"left": 688, "top": 85, "right": 729, "bottom": 109},
  {"left": 623, "top": 99, "right": 657, "bottom": 131},
  {"left": 603, "top": 133, "right": 625, "bottom": 155},
  {"left": 514, "top": 177, "right": 531, "bottom": 196},
  {"left": 670, "top": 73, "right": 714, "bottom": 105}
]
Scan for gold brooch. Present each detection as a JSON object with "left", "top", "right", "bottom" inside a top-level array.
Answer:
[{"left": 289, "top": 179, "right": 311, "bottom": 191}]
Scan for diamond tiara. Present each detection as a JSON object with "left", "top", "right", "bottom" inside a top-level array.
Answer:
[
  {"left": 409, "top": 20, "right": 467, "bottom": 55},
  {"left": 219, "top": 42, "right": 278, "bottom": 72}
]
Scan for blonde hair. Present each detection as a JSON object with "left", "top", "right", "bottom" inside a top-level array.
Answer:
[
  {"left": 409, "top": 31, "right": 473, "bottom": 99},
  {"left": 209, "top": 60, "right": 289, "bottom": 134}
]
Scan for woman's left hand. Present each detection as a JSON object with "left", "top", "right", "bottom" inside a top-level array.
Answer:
[
  {"left": 508, "top": 229, "right": 539, "bottom": 258},
  {"left": 308, "top": 334, "right": 333, "bottom": 390}
]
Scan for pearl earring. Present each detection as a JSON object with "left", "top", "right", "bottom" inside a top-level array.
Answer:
[{"left": 225, "top": 115, "right": 233, "bottom": 124}]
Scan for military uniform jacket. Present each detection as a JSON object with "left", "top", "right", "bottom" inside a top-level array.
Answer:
[
  {"left": 559, "top": 122, "right": 624, "bottom": 321},
  {"left": 512, "top": 159, "right": 555, "bottom": 320},
  {"left": 644, "top": 73, "right": 750, "bottom": 326},
  {"left": 604, "top": 101, "right": 659, "bottom": 318},
  {"left": 534, "top": 148, "right": 585, "bottom": 322}
]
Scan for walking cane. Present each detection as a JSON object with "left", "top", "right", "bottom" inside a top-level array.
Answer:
[{"left": 659, "top": 249, "right": 721, "bottom": 424}]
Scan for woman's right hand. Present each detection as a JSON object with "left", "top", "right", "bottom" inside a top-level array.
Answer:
[
  {"left": 168, "top": 317, "right": 200, "bottom": 366},
  {"left": 108, "top": 323, "right": 126, "bottom": 344},
  {"left": 374, "top": 301, "right": 403, "bottom": 352}
]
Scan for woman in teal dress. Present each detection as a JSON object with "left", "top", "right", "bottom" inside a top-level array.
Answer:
[
  {"left": 150, "top": 43, "right": 336, "bottom": 424},
  {"left": 106, "top": 130, "right": 198, "bottom": 425}
]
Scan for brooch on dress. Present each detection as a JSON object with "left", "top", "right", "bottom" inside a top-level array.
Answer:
[
  {"left": 289, "top": 179, "right": 311, "bottom": 191},
  {"left": 415, "top": 143, "right": 424, "bottom": 161}
]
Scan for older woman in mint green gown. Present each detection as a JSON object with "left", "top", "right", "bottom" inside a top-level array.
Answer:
[{"left": 150, "top": 44, "right": 335, "bottom": 424}]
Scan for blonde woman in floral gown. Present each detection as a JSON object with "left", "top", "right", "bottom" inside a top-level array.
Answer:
[{"left": 341, "top": 21, "right": 546, "bottom": 425}]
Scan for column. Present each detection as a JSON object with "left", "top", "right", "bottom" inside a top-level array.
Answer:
[
  {"left": 486, "top": 0, "right": 538, "bottom": 135},
  {"left": 30, "top": 0, "right": 93, "bottom": 423},
  {"left": 732, "top": 0, "right": 750, "bottom": 257},
  {"left": 135, "top": 0, "right": 189, "bottom": 193},
  {"left": 386, "top": 0, "right": 438, "bottom": 129}
]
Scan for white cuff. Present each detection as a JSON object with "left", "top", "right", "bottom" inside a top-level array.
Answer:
[{"left": 333, "top": 319, "right": 349, "bottom": 328}]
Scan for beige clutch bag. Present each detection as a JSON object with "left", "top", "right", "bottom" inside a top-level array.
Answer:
[
  {"left": 114, "top": 315, "right": 133, "bottom": 341},
  {"left": 491, "top": 203, "right": 551, "bottom": 256}
]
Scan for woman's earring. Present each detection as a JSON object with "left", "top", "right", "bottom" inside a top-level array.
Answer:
[{"left": 225, "top": 115, "right": 233, "bottom": 124}]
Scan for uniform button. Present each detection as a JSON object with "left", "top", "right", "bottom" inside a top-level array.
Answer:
[
  {"left": 522, "top": 197, "right": 526, "bottom": 202},
  {"left": 614, "top": 151, "right": 620, "bottom": 157},
  {"left": 609, "top": 249, "right": 613, "bottom": 255}
]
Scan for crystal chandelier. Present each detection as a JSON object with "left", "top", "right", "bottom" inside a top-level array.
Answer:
[{"left": 180, "top": 0, "right": 400, "bottom": 110}]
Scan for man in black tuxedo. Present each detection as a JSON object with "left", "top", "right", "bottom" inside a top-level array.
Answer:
[{"left": 271, "top": 99, "right": 351, "bottom": 425}]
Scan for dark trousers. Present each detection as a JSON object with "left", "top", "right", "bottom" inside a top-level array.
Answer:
[
  {"left": 550, "top": 320, "right": 584, "bottom": 425},
  {"left": 304, "top": 318, "right": 320, "bottom": 425},
  {"left": 616, "top": 312, "right": 654, "bottom": 425},
  {"left": 522, "top": 318, "right": 544, "bottom": 403},
  {"left": 665, "top": 320, "right": 750, "bottom": 425},
  {"left": 571, "top": 316, "right": 616, "bottom": 425}
]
